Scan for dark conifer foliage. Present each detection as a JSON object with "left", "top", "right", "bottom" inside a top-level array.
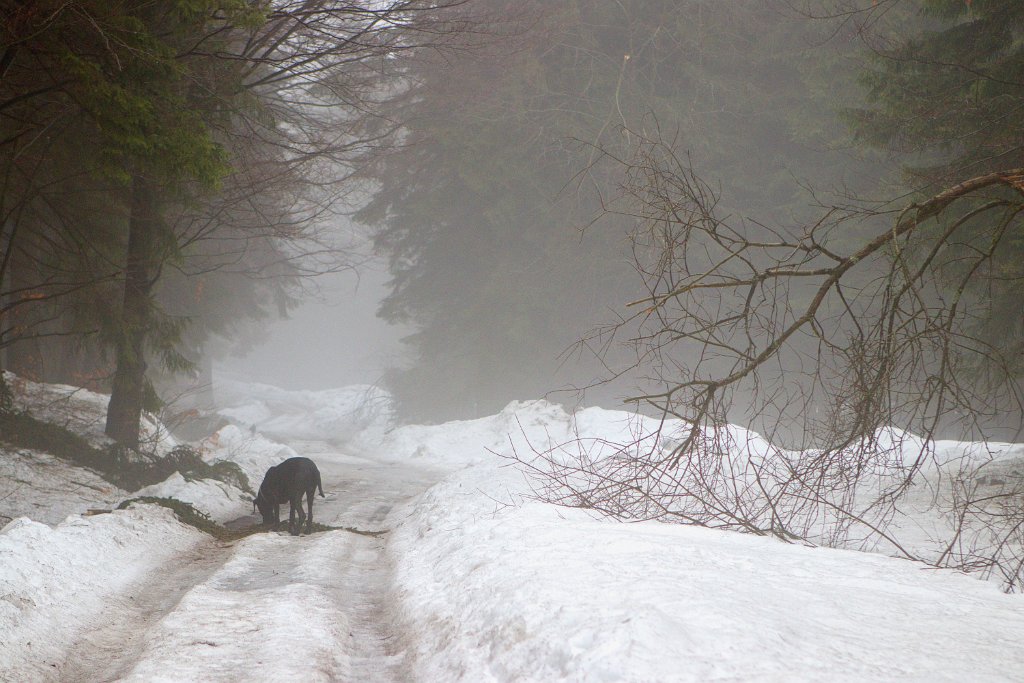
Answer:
[
  {"left": 0, "top": 1, "right": 471, "bottom": 447},
  {"left": 357, "top": 0, "right": 872, "bottom": 421},
  {"left": 848, "top": 0, "right": 1024, "bottom": 378}
]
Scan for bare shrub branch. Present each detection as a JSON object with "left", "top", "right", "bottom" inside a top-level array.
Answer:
[{"left": 517, "top": 124, "right": 1024, "bottom": 590}]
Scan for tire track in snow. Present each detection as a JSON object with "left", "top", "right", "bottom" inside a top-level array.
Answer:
[
  {"left": 298, "top": 443, "right": 443, "bottom": 683},
  {"left": 57, "top": 537, "right": 232, "bottom": 683},
  {"left": 61, "top": 442, "right": 442, "bottom": 682}
]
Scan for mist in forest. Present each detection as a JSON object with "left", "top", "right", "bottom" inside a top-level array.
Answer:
[
  {"left": 209, "top": 0, "right": 1023, "bottom": 438},
  {"left": 218, "top": 262, "right": 407, "bottom": 391},
  {"left": 1, "top": 0, "right": 1020, "bottom": 440}
]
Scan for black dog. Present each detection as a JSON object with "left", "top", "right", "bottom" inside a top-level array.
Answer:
[{"left": 253, "top": 457, "right": 324, "bottom": 536}]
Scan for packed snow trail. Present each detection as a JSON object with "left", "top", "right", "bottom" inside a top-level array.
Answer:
[
  {"left": 60, "top": 442, "right": 444, "bottom": 683},
  {"left": 56, "top": 537, "right": 229, "bottom": 682}
]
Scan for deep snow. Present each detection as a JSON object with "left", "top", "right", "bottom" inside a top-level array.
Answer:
[
  {"left": 0, "top": 506, "right": 207, "bottom": 681},
  {"left": 2, "top": 376, "right": 1023, "bottom": 681},
  {"left": 376, "top": 401, "right": 1024, "bottom": 681}
]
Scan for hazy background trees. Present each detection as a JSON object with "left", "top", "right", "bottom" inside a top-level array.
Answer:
[
  {"left": 502, "top": 0, "right": 1024, "bottom": 589},
  {"left": 356, "top": 0, "right": 886, "bottom": 421},
  {"left": 0, "top": 0, "right": 471, "bottom": 447},
  {"left": 847, "top": 0, "right": 1024, "bottom": 385},
  {"left": 3, "top": 0, "right": 1020, "bottom": 459}
]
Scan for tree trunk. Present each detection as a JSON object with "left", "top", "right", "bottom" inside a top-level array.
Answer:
[
  {"left": 105, "top": 174, "right": 158, "bottom": 449},
  {"left": 0, "top": 218, "right": 12, "bottom": 380},
  {"left": 2, "top": 217, "right": 47, "bottom": 382},
  {"left": 0, "top": 220, "right": 8, "bottom": 411}
]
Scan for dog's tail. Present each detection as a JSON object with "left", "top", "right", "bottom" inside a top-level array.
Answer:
[{"left": 317, "top": 471, "right": 325, "bottom": 498}]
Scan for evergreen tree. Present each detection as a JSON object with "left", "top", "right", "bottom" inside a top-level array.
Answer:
[
  {"left": 848, "top": 0, "right": 1024, "bottom": 375},
  {"left": 358, "top": 0, "right": 872, "bottom": 421},
  {"left": 74, "top": 2, "right": 249, "bottom": 448},
  {"left": 0, "top": 0, "right": 239, "bottom": 420},
  {"left": 1, "top": 1, "right": 470, "bottom": 447}
]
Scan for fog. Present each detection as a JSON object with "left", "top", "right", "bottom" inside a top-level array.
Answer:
[
  {"left": 3, "top": 0, "right": 1018, "bottom": 437},
  {"left": 217, "top": 261, "right": 408, "bottom": 391},
  {"left": 209, "top": 1, "right": 1021, "bottom": 435},
  {"left": 3, "top": 6, "right": 1024, "bottom": 670}
]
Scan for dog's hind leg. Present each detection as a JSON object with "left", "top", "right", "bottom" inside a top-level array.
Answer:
[{"left": 289, "top": 498, "right": 300, "bottom": 536}]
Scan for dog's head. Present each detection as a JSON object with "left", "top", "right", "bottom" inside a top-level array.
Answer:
[{"left": 253, "top": 490, "right": 274, "bottom": 524}]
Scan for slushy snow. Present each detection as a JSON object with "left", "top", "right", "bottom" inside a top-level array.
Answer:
[
  {"left": 0, "top": 506, "right": 205, "bottom": 681},
  {"left": 2, "top": 378, "right": 1023, "bottom": 681},
  {"left": 377, "top": 401, "right": 1024, "bottom": 681}
]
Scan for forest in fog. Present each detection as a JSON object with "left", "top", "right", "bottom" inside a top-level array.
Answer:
[
  {"left": 5, "top": 7, "right": 1024, "bottom": 674},
  {"left": 1, "top": 0, "right": 1022, "bottom": 444}
]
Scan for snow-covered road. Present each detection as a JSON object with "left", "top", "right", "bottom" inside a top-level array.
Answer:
[
  {"left": 59, "top": 443, "right": 443, "bottom": 683},
  {"left": 6, "top": 378, "right": 1024, "bottom": 682}
]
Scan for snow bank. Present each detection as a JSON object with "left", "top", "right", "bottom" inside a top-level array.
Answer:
[
  {"left": 215, "top": 378, "right": 393, "bottom": 444},
  {"left": 134, "top": 473, "right": 252, "bottom": 523},
  {"left": 1, "top": 372, "right": 260, "bottom": 524},
  {"left": 1, "top": 372, "right": 397, "bottom": 526},
  {"left": 376, "top": 397, "right": 1024, "bottom": 476},
  {"left": 4, "top": 371, "right": 179, "bottom": 455},
  {"left": 0, "top": 448, "right": 125, "bottom": 525},
  {"left": 377, "top": 400, "right": 1024, "bottom": 568},
  {"left": 1, "top": 373, "right": 196, "bottom": 526},
  {"left": 0, "top": 505, "right": 205, "bottom": 680},
  {"left": 4, "top": 371, "right": 111, "bottom": 448},
  {"left": 386, "top": 433, "right": 1024, "bottom": 681},
  {"left": 370, "top": 399, "right": 664, "bottom": 467}
]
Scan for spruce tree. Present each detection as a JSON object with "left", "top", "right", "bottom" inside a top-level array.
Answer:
[
  {"left": 848, "top": 0, "right": 1024, "bottom": 376},
  {"left": 357, "top": 0, "right": 872, "bottom": 420}
]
